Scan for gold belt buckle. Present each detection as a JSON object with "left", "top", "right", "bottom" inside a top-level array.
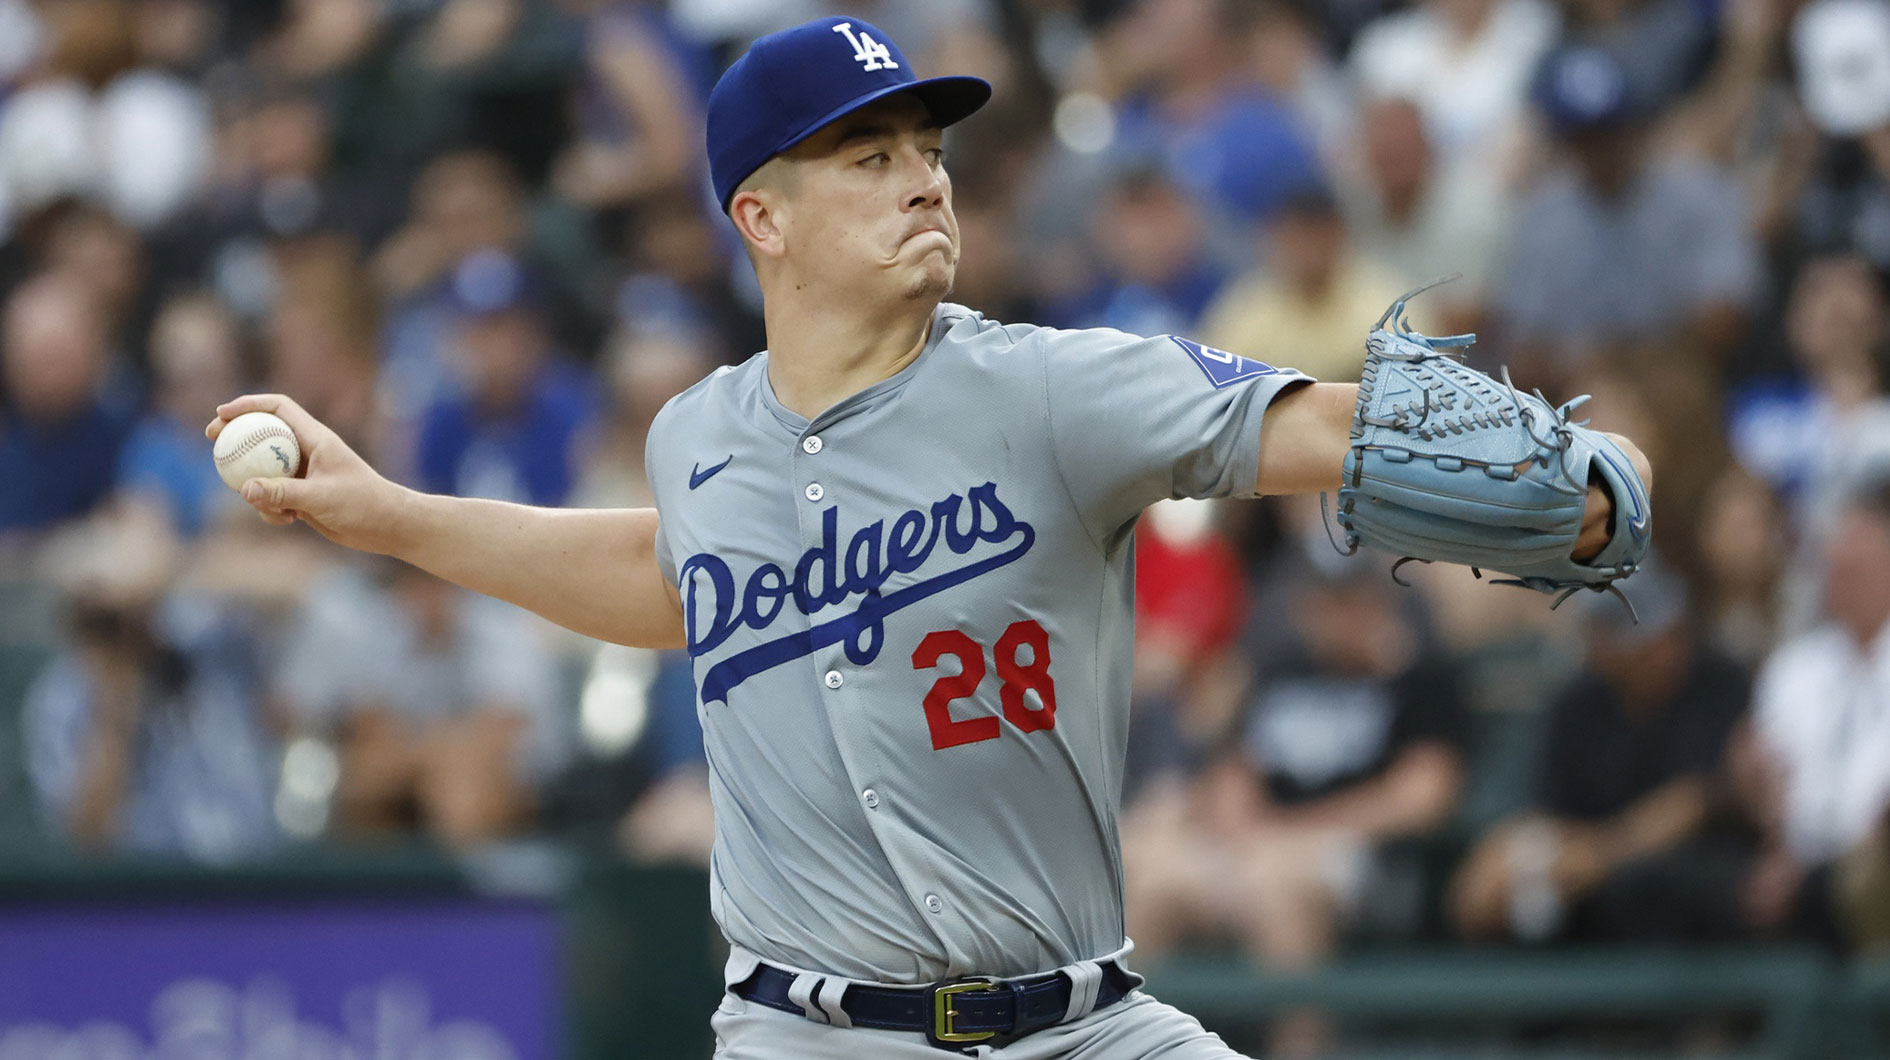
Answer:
[{"left": 931, "top": 977, "right": 1001, "bottom": 1044}]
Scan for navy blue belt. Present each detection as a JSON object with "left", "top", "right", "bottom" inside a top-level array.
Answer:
[{"left": 733, "top": 960, "right": 1135, "bottom": 1049}]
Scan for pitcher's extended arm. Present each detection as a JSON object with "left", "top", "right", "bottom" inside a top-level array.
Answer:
[{"left": 208, "top": 395, "right": 686, "bottom": 650}]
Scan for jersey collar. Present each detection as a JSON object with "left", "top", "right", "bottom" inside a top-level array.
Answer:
[{"left": 756, "top": 303, "right": 956, "bottom": 436}]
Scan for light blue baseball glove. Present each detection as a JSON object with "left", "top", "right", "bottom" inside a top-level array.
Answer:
[{"left": 1331, "top": 280, "right": 1651, "bottom": 611}]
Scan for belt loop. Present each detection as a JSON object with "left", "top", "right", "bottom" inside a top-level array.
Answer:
[
  {"left": 1061, "top": 961, "right": 1104, "bottom": 1022},
  {"left": 723, "top": 945, "right": 763, "bottom": 989},
  {"left": 815, "top": 976, "right": 854, "bottom": 1029},
  {"left": 788, "top": 973, "right": 829, "bottom": 1024}
]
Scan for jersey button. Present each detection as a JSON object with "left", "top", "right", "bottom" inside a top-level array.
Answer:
[
  {"left": 823, "top": 670, "right": 844, "bottom": 689},
  {"left": 861, "top": 788, "right": 880, "bottom": 809},
  {"left": 924, "top": 894, "right": 944, "bottom": 914},
  {"left": 805, "top": 482, "right": 825, "bottom": 502},
  {"left": 802, "top": 436, "right": 823, "bottom": 454}
]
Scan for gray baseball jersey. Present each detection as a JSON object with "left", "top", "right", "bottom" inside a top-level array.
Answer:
[{"left": 645, "top": 301, "right": 1310, "bottom": 985}]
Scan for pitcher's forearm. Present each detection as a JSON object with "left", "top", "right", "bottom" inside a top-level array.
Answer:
[
  {"left": 392, "top": 491, "right": 687, "bottom": 649},
  {"left": 207, "top": 394, "right": 687, "bottom": 647},
  {"left": 1254, "top": 382, "right": 1357, "bottom": 495}
]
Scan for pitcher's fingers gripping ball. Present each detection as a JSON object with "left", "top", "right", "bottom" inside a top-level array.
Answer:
[
  {"left": 213, "top": 411, "right": 302, "bottom": 490},
  {"left": 1333, "top": 279, "right": 1653, "bottom": 612},
  {"left": 208, "top": 394, "right": 410, "bottom": 548}
]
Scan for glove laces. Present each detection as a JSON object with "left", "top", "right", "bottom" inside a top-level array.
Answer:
[{"left": 1325, "top": 278, "right": 1640, "bottom": 621}]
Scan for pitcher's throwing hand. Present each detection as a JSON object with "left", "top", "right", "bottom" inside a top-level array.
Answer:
[{"left": 207, "top": 394, "right": 408, "bottom": 554}]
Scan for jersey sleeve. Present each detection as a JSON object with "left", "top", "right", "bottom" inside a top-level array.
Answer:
[
  {"left": 644, "top": 403, "right": 681, "bottom": 586},
  {"left": 654, "top": 521, "right": 678, "bottom": 585},
  {"left": 1038, "top": 325, "right": 1313, "bottom": 545}
]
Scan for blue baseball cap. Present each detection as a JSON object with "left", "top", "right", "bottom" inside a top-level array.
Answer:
[
  {"left": 445, "top": 249, "right": 542, "bottom": 318},
  {"left": 1532, "top": 44, "right": 1646, "bottom": 132},
  {"left": 708, "top": 16, "right": 992, "bottom": 212}
]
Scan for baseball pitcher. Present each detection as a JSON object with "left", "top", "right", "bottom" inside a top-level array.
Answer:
[{"left": 210, "top": 16, "right": 1652, "bottom": 1058}]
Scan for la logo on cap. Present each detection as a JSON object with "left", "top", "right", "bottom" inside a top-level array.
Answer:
[
  {"left": 833, "top": 21, "right": 898, "bottom": 72},
  {"left": 705, "top": 16, "right": 990, "bottom": 209}
]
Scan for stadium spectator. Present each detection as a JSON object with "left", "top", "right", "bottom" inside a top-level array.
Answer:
[
  {"left": 1123, "top": 498, "right": 1251, "bottom": 804},
  {"left": 23, "top": 506, "right": 280, "bottom": 860},
  {"left": 1125, "top": 553, "right": 1466, "bottom": 1055},
  {"left": 1730, "top": 254, "right": 1890, "bottom": 505},
  {"left": 1835, "top": 813, "right": 1890, "bottom": 951},
  {"left": 40, "top": 204, "right": 145, "bottom": 357},
  {"left": 0, "top": 273, "right": 136, "bottom": 536},
  {"left": 1491, "top": 44, "right": 1762, "bottom": 386},
  {"left": 607, "top": 190, "right": 764, "bottom": 363},
  {"left": 1200, "top": 184, "right": 1408, "bottom": 380},
  {"left": 272, "top": 556, "right": 567, "bottom": 847},
  {"left": 0, "top": 0, "right": 40, "bottom": 92},
  {"left": 372, "top": 149, "right": 587, "bottom": 428},
  {"left": 153, "top": 88, "right": 373, "bottom": 292},
  {"left": 1346, "top": 0, "right": 1557, "bottom": 183},
  {"left": 1450, "top": 562, "right": 1753, "bottom": 943},
  {"left": 381, "top": 0, "right": 584, "bottom": 186},
  {"left": 0, "top": 0, "right": 212, "bottom": 233},
  {"left": 548, "top": 0, "right": 706, "bottom": 213},
  {"left": 132, "top": 0, "right": 221, "bottom": 79},
  {"left": 372, "top": 147, "right": 533, "bottom": 309},
  {"left": 1694, "top": 466, "right": 1790, "bottom": 668},
  {"left": 1735, "top": 476, "right": 1890, "bottom": 949},
  {"left": 1248, "top": 1, "right": 1355, "bottom": 167},
  {"left": 1096, "top": 0, "right": 1323, "bottom": 225},
  {"left": 1655, "top": 0, "right": 1786, "bottom": 172},
  {"left": 253, "top": 0, "right": 385, "bottom": 85},
  {"left": 611, "top": 647, "right": 714, "bottom": 867},
  {"left": 1555, "top": 0, "right": 1717, "bottom": 123},
  {"left": 1333, "top": 94, "right": 1510, "bottom": 331},
  {"left": 1728, "top": 254, "right": 1890, "bottom": 634},
  {"left": 114, "top": 289, "right": 246, "bottom": 537},
  {"left": 1771, "top": 0, "right": 1890, "bottom": 284},
  {"left": 1044, "top": 167, "right": 1227, "bottom": 336},
  {"left": 416, "top": 250, "right": 595, "bottom": 507},
  {"left": 262, "top": 237, "right": 382, "bottom": 457},
  {"left": 942, "top": 196, "right": 1038, "bottom": 328},
  {"left": 572, "top": 318, "right": 718, "bottom": 511}
]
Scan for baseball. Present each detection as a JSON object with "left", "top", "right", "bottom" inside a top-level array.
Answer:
[{"left": 213, "top": 411, "right": 302, "bottom": 490}]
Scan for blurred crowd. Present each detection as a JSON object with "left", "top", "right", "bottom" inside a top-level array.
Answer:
[{"left": 0, "top": 0, "right": 1888, "bottom": 1049}]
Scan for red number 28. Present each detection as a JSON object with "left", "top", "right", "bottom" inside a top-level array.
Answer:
[{"left": 911, "top": 619, "right": 1058, "bottom": 751}]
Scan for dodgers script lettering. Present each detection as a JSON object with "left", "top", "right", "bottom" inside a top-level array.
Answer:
[{"left": 680, "top": 482, "right": 1035, "bottom": 703}]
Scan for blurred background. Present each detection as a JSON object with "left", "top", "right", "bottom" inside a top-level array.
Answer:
[{"left": 0, "top": 0, "right": 1887, "bottom": 1057}]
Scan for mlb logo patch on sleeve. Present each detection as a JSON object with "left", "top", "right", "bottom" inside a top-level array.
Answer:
[{"left": 1171, "top": 336, "right": 1278, "bottom": 389}]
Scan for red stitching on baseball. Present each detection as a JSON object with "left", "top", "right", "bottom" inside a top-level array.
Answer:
[{"left": 217, "top": 425, "right": 298, "bottom": 468}]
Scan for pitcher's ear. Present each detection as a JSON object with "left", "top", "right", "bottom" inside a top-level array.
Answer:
[{"left": 730, "top": 189, "right": 788, "bottom": 259}]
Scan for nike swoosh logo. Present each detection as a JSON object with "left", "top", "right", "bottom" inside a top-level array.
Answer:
[
  {"left": 690, "top": 456, "right": 733, "bottom": 490},
  {"left": 1598, "top": 449, "right": 1650, "bottom": 540}
]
